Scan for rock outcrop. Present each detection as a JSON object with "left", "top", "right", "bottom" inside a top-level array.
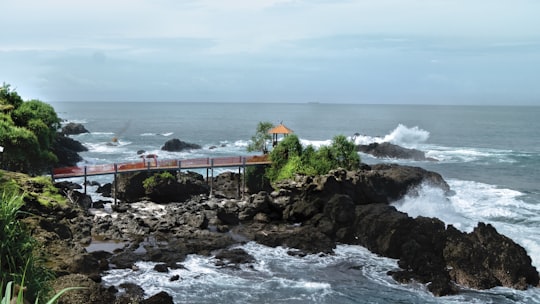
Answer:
[
  {"left": 61, "top": 122, "right": 89, "bottom": 135},
  {"left": 37, "top": 163, "right": 539, "bottom": 299},
  {"left": 161, "top": 138, "right": 201, "bottom": 152},
  {"left": 358, "top": 142, "right": 437, "bottom": 161},
  {"left": 52, "top": 135, "right": 87, "bottom": 167},
  {"left": 113, "top": 170, "right": 209, "bottom": 203}
]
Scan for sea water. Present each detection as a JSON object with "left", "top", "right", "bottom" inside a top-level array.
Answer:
[{"left": 51, "top": 102, "right": 540, "bottom": 303}]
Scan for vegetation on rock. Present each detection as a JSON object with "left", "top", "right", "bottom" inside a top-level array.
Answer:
[
  {"left": 0, "top": 170, "right": 71, "bottom": 303},
  {"left": 0, "top": 83, "right": 61, "bottom": 175},
  {"left": 143, "top": 171, "right": 176, "bottom": 193},
  {"left": 0, "top": 191, "right": 54, "bottom": 302},
  {"left": 266, "top": 134, "right": 360, "bottom": 183}
]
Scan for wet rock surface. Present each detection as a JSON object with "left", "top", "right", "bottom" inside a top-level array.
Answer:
[
  {"left": 357, "top": 142, "right": 437, "bottom": 161},
  {"left": 27, "top": 163, "right": 539, "bottom": 301}
]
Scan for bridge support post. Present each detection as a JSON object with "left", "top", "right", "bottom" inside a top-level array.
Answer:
[
  {"left": 114, "top": 164, "right": 118, "bottom": 205},
  {"left": 206, "top": 158, "right": 209, "bottom": 184},
  {"left": 237, "top": 158, "right": 241, "bottom": 199},
  {"left": 177, "top": 160, "right": 181, "bottom": 173},
  {"left": 242, "top": 157, "right": 246, "bottom": 199},
  {"left": 210, "top": 158, "right": 214, "bottom": 198},
  {"left": 84, "top": 166, "right": 87, "bottom": 195}
]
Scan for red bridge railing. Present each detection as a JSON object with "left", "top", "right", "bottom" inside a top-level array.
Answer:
[{"left": 52, "top": 155, "right": 270, "bottom": 179}]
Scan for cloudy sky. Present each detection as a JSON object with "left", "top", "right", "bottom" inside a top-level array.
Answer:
[{"left": 1, "top": 0, "right": 539, "bottom": 104}]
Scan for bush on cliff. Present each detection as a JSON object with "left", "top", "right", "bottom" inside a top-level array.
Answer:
[
  {"left": 0, "top": 84, "right": 62, "bottom": 174},
  {"left": 266, "top": 134, "right": 360, "bottom": 183},
  {"left": 0, "top": 191, "right": 54, "bottom": 302},
  {"left": 142, "top": 171, "right": 176, "bottom": 192}
]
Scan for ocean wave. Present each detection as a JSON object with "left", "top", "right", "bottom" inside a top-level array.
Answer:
[
  {"left": 351, "top": 124, "right": 430, "bottom": 147},
  {"left": 425, "top": 145, "right": 519, "bottom": 164},
  {"left": 62, "top": 119, "right": 88, "bottom": 124},
  {"left": 140, "top": 132, "right": 174, "bottom": 137},
  {"left": 392, "top": 180, "right": 540, "bottom": 270},
  {"left": 382, "top": 124, "right": 430, "bottom": 146},
  {"left": 84, "top": 141, "right": 132, "bottom": 154}
]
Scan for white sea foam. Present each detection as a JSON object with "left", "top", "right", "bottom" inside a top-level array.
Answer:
[
  {"left": 85, "top": 141, "right": 132, "bottom": 154},
  {"left": 300, "top": 139, "right": 332, "bottom": 148},
  {"left": 63, "top": 119, "right": 88, "bottom": 124},
  {"left": 349, "top": 124, "right": 430, "bottom": 148},
  {"left": 102, "top": 242, "right": 404, "bottom": 303},
  {"left": 392, "top": 184, "right": 472, "bottom": 231},
  {"left": 382, "top": 124, "right": 430, "bottom": 146},
  {"left": 140, "top": 132, "right": 174, "bottom": 137},
  {"left": 425, "top": 145, "right": 517, "bottom": 164},
  {"left": 392, "top": 180, "right": 540, "bottom": 270}
]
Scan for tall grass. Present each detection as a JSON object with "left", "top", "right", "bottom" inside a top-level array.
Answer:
[{"left": 0, "top": 191, "right": 53, "bottom": 302}]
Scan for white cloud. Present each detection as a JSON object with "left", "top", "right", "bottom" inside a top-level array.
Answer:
[{"left": 1, "top": 0, "right": 539, "bottom": 104}]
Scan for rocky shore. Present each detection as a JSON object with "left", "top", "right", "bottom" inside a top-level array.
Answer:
[{"left": 21, "top": 162, "right": 539, "bottom": 302}]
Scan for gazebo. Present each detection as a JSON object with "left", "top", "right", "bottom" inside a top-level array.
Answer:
[{"left": 268, "top": 122, "right": 294, "bottom": 147}]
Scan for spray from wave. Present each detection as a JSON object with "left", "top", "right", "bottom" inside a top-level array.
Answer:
[
  {"left": 392, "top": 180, "right": 540, "bottom": 269},
  {"left": 350, "top": 124, "right": 430, "bottom": 147},
  {"left": 382, "top": 124, "right": 430, "bottom": 147}
]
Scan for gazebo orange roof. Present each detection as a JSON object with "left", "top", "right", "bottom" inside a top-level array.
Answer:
[{"left": 268, "top": 123, "right": 293, "bottom": 135}]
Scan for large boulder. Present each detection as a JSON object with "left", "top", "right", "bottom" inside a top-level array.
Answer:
[
  {"left": 145, "top": 171, "right": 209, "bottom": 204},
  {"left": 113, "top": 170, "right": 209, "bottom": 203},
  {"left": 235, "top": 165, "right": 537, "bottom": 296},
  {"left": 161, "top": 138, "right": 201, "bottom": 152},
  {"left": 52, "top": 135, "right": 87, "bottom": 167},
  {"left": 274, "top": 164, "right": 450, "bottom": 206},
  {"left": 358, "top": 142, "right": 437, "bottom": 161},
  {"left": 61, "top": 122, "right": 89, "bottom": 135},
  {"left": 213, "top": 171, "right": 242, "bottom": 198},
  {"left": 443, "top": 223, "right": 539, "bottom": 290}
]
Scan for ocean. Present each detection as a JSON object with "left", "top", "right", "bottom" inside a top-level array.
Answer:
[{"left": 51, "top": 102, "right": 540, "bottom": 303}]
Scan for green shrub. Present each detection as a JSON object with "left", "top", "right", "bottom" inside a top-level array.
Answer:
[
  {"left": 245, "top": 165, "right": 271, "bottom": 193},
  {"left": 0, "top": 191, "right": 53, "bottom": 302},
  {"left": 266, "top": 134, "right": 360, "bottom": 183},
  {"left": 0, "top": 84, "right": 62, "bottom": 175},
  {"left": 143, "top": 171, "right": 176, "bottom": 192}
]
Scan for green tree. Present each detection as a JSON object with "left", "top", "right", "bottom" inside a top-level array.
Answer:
[
  {"left": 0, "top": 120, "right": 41, "bottom": 173},
  {"left": 0, "top": 83, "right": 23, "bottom": 110},
  {"left": 0, "top": 85, "right": 62, "bottom": 174},
  {"left": 247, "top": 121, "right": 273, "bottom": 154},
  {"left": 266, "top": 134, "right": 360, "bottom": 183},
  {"left": 267, "top": 134, "right": 303, "bottom": 181},
  {"left": 329, "top": 134, "right": 360, "bottom": 170}
]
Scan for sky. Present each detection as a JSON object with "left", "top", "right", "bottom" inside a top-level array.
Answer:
[{"left": 1, "top": 0, "right": 539, "bottom": 105}]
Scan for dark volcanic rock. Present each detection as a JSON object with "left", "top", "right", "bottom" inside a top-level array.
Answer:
[
  {"left": 96, "top": 183, "right": 112, "bottom": 197},
  {"left": 114, "top": 170, "right": 209, "bottom": 203},
  {"left": 358, "top": 142, "right": 436, "bottom": 161},
  {"left": 52, "top": 135, "right": 87, "bottom": 167},
  {"left": 214, "top": 248, "right": 255, "bottom": 267},
  {"left": 63, "top": 161, "right": 537, "bottom": 298},
  {"left": 61, "top": 122, "right": 90, "bottom": 135},
  {"left": 52, "top": 274, "right": 116, "bottom": 304},
  {"left": 140, "top": 291, "right": 174, "bottom": 304},
  {"left": 161, "top": 138, "right": 201, "bottom": 152},
  {"left": 443, "top": 223, "right": 539, "bottom": 290},
  {"left": 213, "top": 171, "right": 242, "bottom": 198}
]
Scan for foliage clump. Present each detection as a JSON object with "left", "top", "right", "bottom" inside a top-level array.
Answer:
[
  {"left": 143, "top": 171, "right": 176, "bottom": 192},
  {"left": 247, "top": 121, "right": 273, "bottom": 154},
  {"left": 0, "top": 83, "right": 61, "bottom": 175},
  {"left": 266, "top": 134, "right": 360, "bottom": 183},
  {"left": 0, "top": 191, "right": 54, "bottom": 303}
]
